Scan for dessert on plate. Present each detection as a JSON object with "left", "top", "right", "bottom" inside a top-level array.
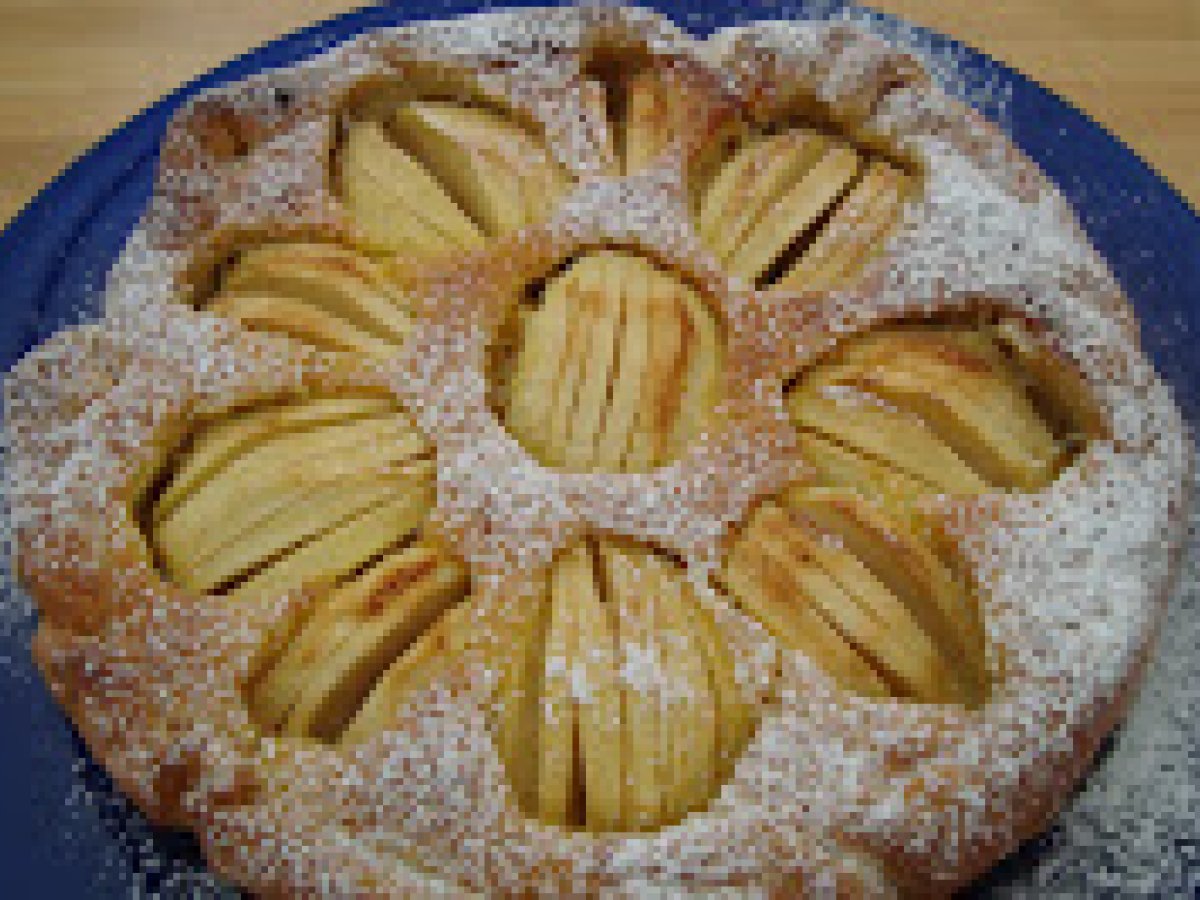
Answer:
[{"left": 5, "top": 5, "right": 1189, "bottom": 896}]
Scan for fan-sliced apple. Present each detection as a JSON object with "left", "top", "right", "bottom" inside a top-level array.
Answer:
[
  {"left": 503, "top": 251, "right": 723, "bottom": 473},
  {"left": 388, "top": 101, "right": 570, "bottom": 237},
  {"left": 694, "top": 122, "right": 914, "bottom": 288},
  {"left": 153, "top": 395, "right": 396, "bottom": 523},
  {"left": 341, "top": 118, "right": 484, "bottom": 257},
  {"left": 789, "top": 387, "right": 992, "bottom": 498},
  {"left": 341, "top": 537, "right": 761, "bottom": 832},
  {"left": 340, "top": 591, "right": 482, "bottom": 746},
  {"left": 560, "top": 543, "right": 624, "bottom": 831},
  {"left": 769, "top": 316, "right": 1103, "bottom": 702},
  {"left": 803, "top": 328, "right": 1064, "bottom": 491},
  {"left": 207, "top": 243, "right": 413, "bottom": 354},
  {"left": 782, "top": 487, "right": 989, "bottom": 704},
  {"left": 148, "top": 395, "right": 434, "bottom": 593},
  {"left": 775, "top": 159, "right": 909, "bottom": 293},
  {"left": 341, "top": 98, "right": 570, "bottom": 256},
  {"left": 722, "top": 501, "right": 980, "bottom": 705},
  {"left": 247, "top": 539, "right": 470, "bottom": 741}
]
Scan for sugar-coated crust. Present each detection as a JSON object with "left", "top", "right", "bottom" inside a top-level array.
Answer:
[{"left": 5, "top": 5, "right": 1191, "bottom": 897}]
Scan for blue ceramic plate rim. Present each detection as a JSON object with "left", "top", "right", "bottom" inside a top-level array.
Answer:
[{"left": 0, "top": 2, "right": 1196, "bottom": 896}]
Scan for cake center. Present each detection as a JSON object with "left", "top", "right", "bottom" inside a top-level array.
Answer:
[{"left": 495, "top": 250, "right": 725, "bottom": 473}]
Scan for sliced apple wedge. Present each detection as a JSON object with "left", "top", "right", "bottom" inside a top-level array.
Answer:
[
  {"left": 460, "top": 539, "right": 751, "bottom": 832},
  {"left": 990, "top": 315, "right": 1109, "bottom": 443},
  {"left": 601, "top": 542, "right": 668, "bottom": 831},
  {"left": 724, "top": 503, "right": 979, "bottom": 703},
  {"left": 564, "top": 544, "right": 624, "bottom": 832},
  {"left": 153, "top": 395, "right": 396, "bottom": 524},
  {"left": 340, "top": 593, "right": 482, "bottom": 746},
  {"left": 210, "top": 242, "right": 414, "bottom": 351},
  {"left": 389, "top": 101, "right": 569, "bottom": 236},
  {"left": 773, "top": 318, "right": 1097, "bottom": 704},
  {"left": 775, "top": 159, "right": 909, "bottom": 293},
  {"left": 782, "top": 488, "right": 988, "bottom": 704},
  {"left": 727, "top": 144, "right": 863, "bottom": 284},
  {"left": 248, "top": 540, "right": 469, "bottom": 741},
  {"left": 503, "top": 251, "right": 722, "bottom": 473},
  {"left": 155, "top": 418, "right": 429, "bottom": 570},
  {"left": 226, "top": 485, "right": 437, "bottom": 604},
  {"left": 696, "top": 129, "right": 831, "bottom": 270},
  {"left": 792, "top": 429, "right": 934, "bottom": 510},
  {"left": 149, "top": 396, "right": 434, "bottom": 593},
  {"left": 536, "top": 543, "right": 580, "bottom": 827},
  {"left": 789, "top": 386, "right": 991, "bottom": 497},
  {"left": 341, "top": 118, "right": 484, "bottom": 257},
  {"left": 679, "top": 586, "right": 752, "bottom": 783},
  {"left": 693, "top": 121, "right": 919, "bottom": 288},
  {"left": 209, "top": 293, "right": 397, "bottom": 356},
  {"left": 490, "top": 571, "right": 552, "bottom": 814},
  {"left": 814, "top": 329, "right": 1064, "bottom": 490},
  {"left": 649, "top": 550, "right": 717, "bottom": 824},
  {"left": 720, "top": 510, "right": 891, "bottom": 699}
]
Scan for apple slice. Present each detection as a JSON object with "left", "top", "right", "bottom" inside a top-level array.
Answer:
[
  {"left": 783, "top": 488, "right": 988, "bottom": 705},
  {"left": 389, "top": 101, "right": 569, "bottom": 236},
  {"left": 789, "top": 386, "right": 991, "bottom": 497},
  {"left": 155, "top": 415, "right": 428, "bottom": 569},
  {"left": 153, "top": 395, "right": 396, "bottom": 523},
  {"left": 543, "top": 255, "right": 606, "bottom": 470},
  {"left": 990, "top": 315, "right": 1108, "bottom": 443},
  {"left": 227, "top": 484, "right": 437, "bottom": 604},
  {"left": 209, "top": 293, "right": 397, "bottom": 356},
  {"left": 248, "top": 540, "right": 469, "bottom": 740},
  {"left": 560, "top": 256, "right": 623, "bottom": 471},
  {"left": 817, "top": 329, "right": 1064, "bottom": 489},
  {"left": 565, "top": 542, "right": 624, "bottom": 831},
  {"left": 726, "top": 143, "right": 863, "bottom": 284},
  {"left": 340, "top": 593, "right": 481, "bottom": 745},
  {"left": 601, "top": 542, "right": 667, "bottom": 830},
  {"left": 775, "top": 159, "right": 909, "bottom": 293},
  {"left": 671, "top": 278, "right": 725, "bottom": 454},
  {"left": 173, "top": 460, "right": 433, "bottom": 593},
  {"left": 503, "top": 261, "right": 574, "bottom": 463},
  {"left": 341, "top": 119, "right": 483, "bottom": 257},
  {"left": 218, "top": 243, "right": 413, "bottom": 344},
  {"left": 697, "top": 129, "right": 830, "bottom": 269},
  {"left": 678, "top": 586, "right": 751, "bottom": 783},
  {"left": 792, "top": 428, "right": 933, "bottom": 509},
  {"left": 490, "top": 569, "right": 552, "bottom": 814},
  {"left": 504, "top": 252, "right": 722, "bottom": 473},
  {"left": 768, "top": 503, "right": 974, "bottom": 704},
  {"left": 152, "top": 407, "right": 433, "bottom": 591},
  {"left": 595, "top": 254, "right": 652, "bottom": 472},
  {"left": 720, "top": 508, "right": 891, "bottom": 699},
  {"left": 649, "top": 550, "right": 717, "bottom": 823},
  {"left": 537, "top": 543, "right": 581, "bottom": 827}
]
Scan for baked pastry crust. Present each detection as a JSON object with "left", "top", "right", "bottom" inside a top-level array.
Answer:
[{"left": 5, "top": 5, "right": 1190, "bottom": 896}]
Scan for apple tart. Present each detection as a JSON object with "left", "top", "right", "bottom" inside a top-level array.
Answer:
[{"left": 5, "top": 6, "right": 1190, "bottom": 897}]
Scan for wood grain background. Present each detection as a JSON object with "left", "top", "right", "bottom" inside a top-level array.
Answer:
[{"left": 0, "top": 0, "right": 1196, "bottom": 226}]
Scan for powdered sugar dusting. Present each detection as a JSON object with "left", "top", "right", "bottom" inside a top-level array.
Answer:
[{"left": 2, "top": 5, "right": 1191, "bottom": 896}]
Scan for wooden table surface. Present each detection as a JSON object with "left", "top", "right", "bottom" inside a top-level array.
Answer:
[{"left": 0, "top": 0, "right": 1196, "bottom": 227}]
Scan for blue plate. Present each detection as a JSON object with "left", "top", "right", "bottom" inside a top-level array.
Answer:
[{"left": 1, "top": 3, "right": 1196, "bottom": 896}]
